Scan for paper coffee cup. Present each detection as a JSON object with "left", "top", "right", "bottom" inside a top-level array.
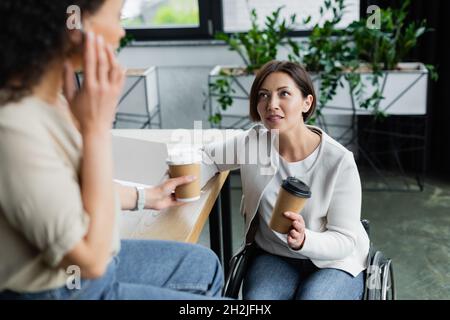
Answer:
[
  {"left": 270, "top": 177, "right": 311, "bottom": 234},
  {"left": 167, "top": 148, "right": 202, "bottom": 202}
]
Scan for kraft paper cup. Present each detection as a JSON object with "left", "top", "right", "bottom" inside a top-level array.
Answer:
[
  {"left": 270, "top": 177, "right": 311, "bottom": 234},
  {"left": 167, "top": 148, "right": 202, "bottom": 202}
]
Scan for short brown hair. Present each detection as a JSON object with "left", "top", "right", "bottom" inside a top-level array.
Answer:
[{"left": 249, "top": 60, "right": 316, "bottom": 122}]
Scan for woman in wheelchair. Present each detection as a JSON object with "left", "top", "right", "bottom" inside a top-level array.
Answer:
[{"left": 203, "top": 60, "right": 370, "bottom": 300}]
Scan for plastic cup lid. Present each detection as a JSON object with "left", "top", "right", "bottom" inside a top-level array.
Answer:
[
  {"left": 281, "top": 176, "right": 311, "bottom": 198},
  {"left": 166, "top": 147, "right": 202, "bottom": 165}
]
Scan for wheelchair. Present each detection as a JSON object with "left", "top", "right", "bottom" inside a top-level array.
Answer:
[{"left": 223, "top": 219, "right": 396, "bottom": 300}]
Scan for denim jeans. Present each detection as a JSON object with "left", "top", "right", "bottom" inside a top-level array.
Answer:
[
  {"left": 243, "top": 248, "right": 364, "bottom": 300},
  {"left": 0, "top": 240, "right": 224, "bottom": 300}
]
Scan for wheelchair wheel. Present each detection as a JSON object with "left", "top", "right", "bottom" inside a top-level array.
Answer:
[
  {"left": 366, "top": 251, "right": 383, "bottom": 300},
  {"left": 365, "top": 250, "right": 396, "bottom": 300},
  {"left": 381, "top": 260, "right": 396, "bottom": 300}
]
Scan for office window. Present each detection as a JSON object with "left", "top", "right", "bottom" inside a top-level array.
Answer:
[
  {"left": 222, "top": 0, "right": 360, "bottom": 32},
  {"left": 123, "top": 0, "right": 217, "bottom": 40},
  {"left": 123, "top": 0, "right": 362, "bottom": 41},
  {"left": 121, "top": 0, "right": 200, "bottom": 29}
]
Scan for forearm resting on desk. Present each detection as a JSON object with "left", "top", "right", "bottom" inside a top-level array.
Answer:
[{"left": 116, "top": 183, "right": 157, "bottom": 210}]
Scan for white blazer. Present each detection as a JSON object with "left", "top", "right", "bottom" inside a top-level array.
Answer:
[{"left": 202, "top": 124, "right": 369, "bottom": 276}]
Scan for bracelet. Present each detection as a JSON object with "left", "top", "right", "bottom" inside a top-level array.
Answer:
[{"left": 133, "top": 186, "right": 146, "bottom": 211}]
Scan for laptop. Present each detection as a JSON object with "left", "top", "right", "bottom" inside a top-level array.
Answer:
[{"left": 112, "top": 135, "right": 169, "bottom": 187}]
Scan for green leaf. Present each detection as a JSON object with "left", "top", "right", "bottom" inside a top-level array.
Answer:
[
  {"left": 303, "top": 15, "right": 312, "bottom": 25},
  {"left": 208, "top": 113, "right": 222, "bottom": 125},
  {"left": 415, "top": 27, "right": 426, "bottom": 38},
  {"left": 425, "top": 64, "right": 439, "bottom": 81},
  {"left": 215, "top": 32, "right": 229, "bottom": 41}
]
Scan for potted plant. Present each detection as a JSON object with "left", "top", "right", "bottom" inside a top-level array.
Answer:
[
  {"left": 208, "top": 0, "right": 437, "bottom": 132},
  {"left": 208, "top": 6, "right": 300, "bottom": 126},
  {"left": 306, "top": 0, "right": 437, "bottom": 118},
  {"left": 299, "top": 0, "right": 438, "bottom": 146}
]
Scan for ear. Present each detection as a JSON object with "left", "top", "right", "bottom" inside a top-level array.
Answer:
[
  {"left": 67, "top": 16, "right": 91, "bottom": 48},
  {"left": 302, "top": 94, "right": 314, "bottom": 113},
  {"left": 65, "top": 28, "right": 85, "bottom": 71},
  {"left": 66, "top": 29, "right": 83, "bottom": 51}
]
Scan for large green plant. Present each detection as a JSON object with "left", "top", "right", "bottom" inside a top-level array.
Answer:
[
  {"left": 348, "top": 0, "right": 426, "bottom": 72},
  {"left": 209, "top": 6, "right": 300, "bottom": 124},
  {"left": 301, "top": 0, "right": 353, "bottom": 122},
  {"left": 215, "top": 6, "right": 299, "bottom": 73},
  {"left": 302, "top": 0, "right": 437, "bottom": 119}
]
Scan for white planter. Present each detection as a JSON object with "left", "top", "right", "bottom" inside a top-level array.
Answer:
[
  {"left": 314, "top": 62, "right": 429, "bottom": 116},
  {"left": 115, "top": 66, "right": 161, "bottom": 128}
]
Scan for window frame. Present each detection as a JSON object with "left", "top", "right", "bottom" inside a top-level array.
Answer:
[
  {"left": 125, "top": 0, "right": 367, "bottom": 41},
  {"left": 125, "top": 0, "right": 222, "bottom": 41}
]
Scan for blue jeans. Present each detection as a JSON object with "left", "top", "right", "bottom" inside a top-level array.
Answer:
[
  {"left": 0, "top": 240, "right": 224, "bottom": 300},
  {"left": 243, "top": 248, "right": 364, "bottom": 300}
]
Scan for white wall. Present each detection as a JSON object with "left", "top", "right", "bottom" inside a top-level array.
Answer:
[
  {"left": 115, "top": 41, "right": 358, "bottom": 155},
  {"left": 117, "top": 42, "right": 293, "bottom": 129}
]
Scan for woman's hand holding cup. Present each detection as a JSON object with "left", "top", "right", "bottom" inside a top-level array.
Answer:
[
  {"left": 284, "top": 211, "right": 306, "bottom": 250},
  {"left": 145, "top": 175, "right": 197, "bottom": 210}
]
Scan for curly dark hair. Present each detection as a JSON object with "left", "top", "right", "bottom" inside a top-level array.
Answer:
[{"left": 0, "top": 0, "right": 105, "bottom": 105}]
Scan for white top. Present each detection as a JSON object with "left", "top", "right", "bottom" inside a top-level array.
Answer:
[
  {"left": 255, "top": 143, "right": 320, "bottom": 258},
  {"left": 202, "top": 125, "right": 369, "bottom": 276},
  {"left": 0, "top": 96, "right": 121, "bottom": 292},
  {"left": 202, "top": 124, "right": 370, "bottom": 277}
]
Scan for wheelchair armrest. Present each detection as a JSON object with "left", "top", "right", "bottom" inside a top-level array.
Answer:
[{"left": 361, "top": 219, "right": 370, "bottom": 237}]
